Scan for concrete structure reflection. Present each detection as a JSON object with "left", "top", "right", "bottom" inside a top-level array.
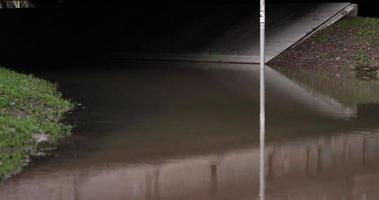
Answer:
[{"left": 2, "top": 129, "right": 379, "bottom": 199}]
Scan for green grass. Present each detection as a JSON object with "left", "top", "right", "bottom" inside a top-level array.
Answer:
[
  {"left": 318, "top": 17, "right": 379, "bottom": 41},
  {"left": 319, "top": 17, "right": 379, "bottom": 67},
  {"left": 339, "top": 18, "right": 379, "bottom": 66},
  {"left": 0, "top": 67, "right": 73, "bottom": 179},
  {"left": 337, "top": 17, "right": 379, "bottom": 39},
  {"left": 272, "top": 17, "right": 379, "bottom": 71}
]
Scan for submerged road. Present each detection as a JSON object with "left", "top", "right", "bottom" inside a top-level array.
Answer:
[{"left": 0, "top": 61, "right": 379, "bottom": 199}]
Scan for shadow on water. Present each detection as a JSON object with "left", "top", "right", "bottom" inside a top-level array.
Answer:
[{"left": 1, "top": 61, "right": 379, "bottom": 199}]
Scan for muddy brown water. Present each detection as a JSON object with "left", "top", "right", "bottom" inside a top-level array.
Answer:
[{"left": 1, "top": 61, "right": 379, "bottom": 200}]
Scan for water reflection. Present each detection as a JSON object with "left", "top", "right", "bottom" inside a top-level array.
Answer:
[
  {"left": 0, "top": 61, "right": 379, "bottom": 200},
  {"left": 259, "top": 116, "right": 265, "bottom": 200},
  {"left": 2, "top": 131, "right": 379, "bottom": 199},
  {"left": 259, "top": 63, "right": 266, "bottom": 200}
]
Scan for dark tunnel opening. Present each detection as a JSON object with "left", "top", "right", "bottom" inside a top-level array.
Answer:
[{"left": 0, "top": 0, "right": 376, "bottom": 68}]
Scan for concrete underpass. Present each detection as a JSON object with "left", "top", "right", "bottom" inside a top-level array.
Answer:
[{"left": 1, "top": 3, "right": 357, "bottom": 64}]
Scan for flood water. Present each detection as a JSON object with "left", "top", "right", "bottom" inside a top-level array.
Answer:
[{"left": 1, "top": 61, "right": 379, "bottom": 200}]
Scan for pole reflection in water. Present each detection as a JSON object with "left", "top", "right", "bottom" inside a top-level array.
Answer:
[
  {"left": 259, "top": 108, "right": 265, "bottom": 200},
  {"left": 259, "top": 69, "right": 266, "bottom": 200}
]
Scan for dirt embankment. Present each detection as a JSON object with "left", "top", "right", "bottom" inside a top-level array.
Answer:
[{"left": 270, "top": 17, "right": 379, "bottom": 80}]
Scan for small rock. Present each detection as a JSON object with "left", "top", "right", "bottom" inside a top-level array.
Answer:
[
  {"left": 360, "top": 67, "right": 371, "bottom": 71},
  {"left": 360, "top": 76, "right": 371, "bottom": 80},
  {"left": 33, "top": 134, "right": 49, "bottom": 143},
  {"left": 35, "top": 151, "right": 46, "bottom": 157},
  {"left": 348, "top": 65, "right": 356, "bottom": 70}
]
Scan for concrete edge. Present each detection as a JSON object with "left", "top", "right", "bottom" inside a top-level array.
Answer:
[
  {"left": 112, "top": 53, "right": 260, "bottom": 64},
  {"left": 290, "top": 3, "right": 358, "bottom": 50}
]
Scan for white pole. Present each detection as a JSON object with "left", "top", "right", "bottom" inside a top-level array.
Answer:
[{"left": 259, "top": 0, "right": 266, "bottom": 199}]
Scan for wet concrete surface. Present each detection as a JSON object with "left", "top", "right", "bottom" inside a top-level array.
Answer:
[{"left": 1, "top": 61, "right": 379, "bottom": 199}]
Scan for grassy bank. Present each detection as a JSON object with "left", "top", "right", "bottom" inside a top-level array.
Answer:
[
  {"left": 270, "top": 17, "right": 379, "bottom": 79},
  {"left": 0, "top": 67, "right": 73, "bottom": 179}
]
